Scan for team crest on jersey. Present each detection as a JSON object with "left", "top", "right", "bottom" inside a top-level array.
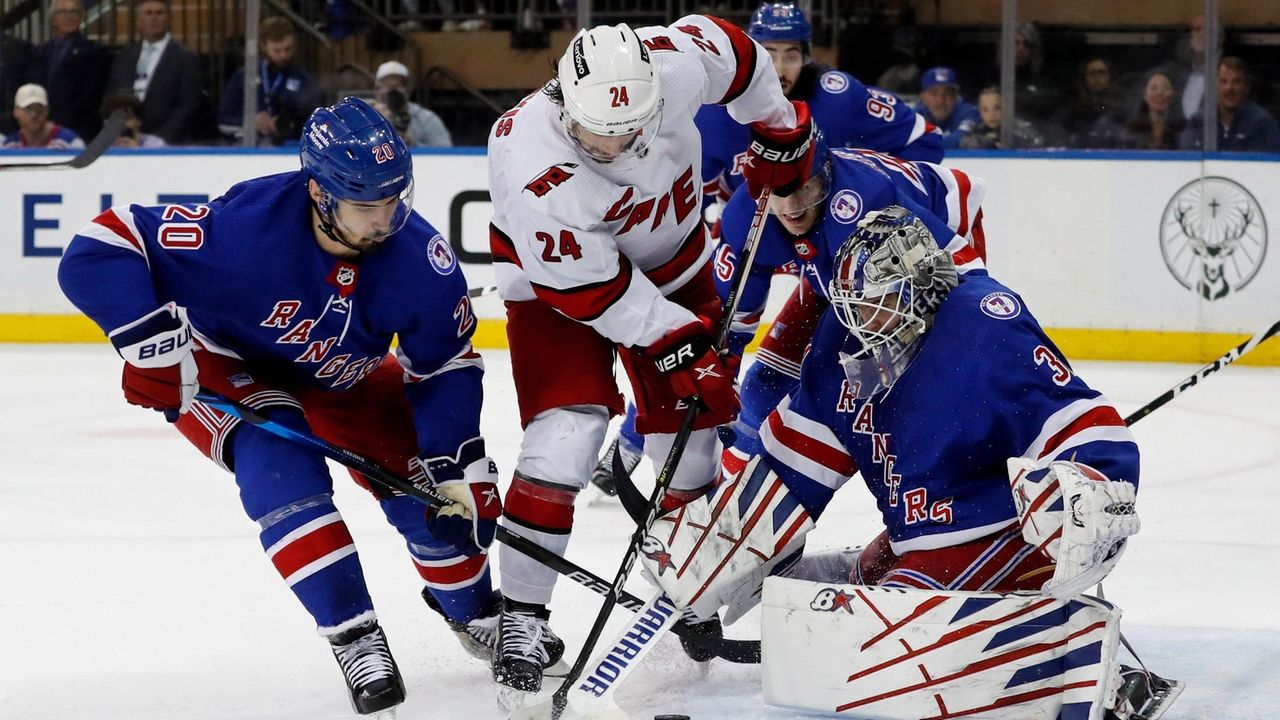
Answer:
[
  {"left": 830, "top": 189, "right": 864, "bottom": 224},
  {"left": 524, "top": 163, "right": 578, "bottom": 197},
  {"left": 428, "top": 234, "right": 457, "bottom": 275},
  {"left": 820, "top": 71, "right": 849, "bottom": 94},
  {"left": 979, "top": 291, "right": 1021, "bottom": 320}
]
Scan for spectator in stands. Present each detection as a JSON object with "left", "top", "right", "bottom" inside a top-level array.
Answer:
[
  {"left": 1171, "top": 14, "right": 1210, "bottom": 120},
  {"left": 373, "top": 60, "right": 452, "bottom": 147},
  {"left": 1120, "top": 69, "right": 1185, "bottom": 151},
  {"left": 959, "top": 86, "right": 1044, "bottom": 150},
  {"left": 914, "top": 66, "right": 980, "bottom": 149},
  {"left": 38, "top": 0, "right": 110, "bottom": 140},
  {"left": 0, "top": 33, "right": 40, "bottom": 135},
  {"left": 1181, "top": 57, "right": 1280, "bottom": 153},
  {"left": 101, "top": 93, "right": 167, "bottom": 148},
  {"left": 1062, "top": 57, "right": 1126, "bottom": 149},
  {"left": 106, "top": 0, "right": 203, "bottom": 145},
  {"left": 217, "top": 17, "right": 325, "bottom": 145},
  {"left": 1009, "top": 21, "right": 1061, "bottom": 131},
  {"left": 3, "top": 83, "right": 84, "bottom": 148}
]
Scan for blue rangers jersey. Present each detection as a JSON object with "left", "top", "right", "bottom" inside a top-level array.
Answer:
[
  {"left": 57, "top": 170, "right": 484, "bottom": 464},
  {"left": 716, "top": 148, "right": 986, "bottom": 348},
  {"left": 697, "top": 68, "right": 943, "bottom": 201},
  {"left": 760, "top": 274, "right": 1140, "bottom": 554}
]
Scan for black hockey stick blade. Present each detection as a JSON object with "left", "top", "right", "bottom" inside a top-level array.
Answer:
[
  {"left": 613, "top": 440, "right": 650, "bottom": 525},
  {"left": 0, "top": 110, "right": 125, "bottom": 172},
  {"left": 466, "top": 284, "right": 497, "bottom": 299}
]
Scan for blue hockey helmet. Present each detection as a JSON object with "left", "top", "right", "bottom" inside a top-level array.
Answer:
[
  {"left": 747, "top": 3, "right": 812, "bottom": 45},
  {"left": 300, "top": 97, "right": 415, "bottom": 235}
]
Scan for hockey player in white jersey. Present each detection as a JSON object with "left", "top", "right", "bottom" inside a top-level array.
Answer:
[{"left": 487, "top": 16, "right": 805, "bottom": 696}]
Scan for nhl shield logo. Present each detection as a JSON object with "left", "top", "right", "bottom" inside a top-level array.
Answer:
[
  {"left": 1160, "top": 176, "right": 1267, "bottom": 301},
  {"left": 335, "top": 266, "right": 356, "bottom": 287}
]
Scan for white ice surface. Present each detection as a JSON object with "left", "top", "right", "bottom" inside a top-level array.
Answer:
[{"left": 3, "top": 346, "right": 1279, "bottom": 719}]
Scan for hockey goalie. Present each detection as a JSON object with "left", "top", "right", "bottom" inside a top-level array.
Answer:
[{"left": 640, "top": 207, "right": 1182, "bottom": 720}]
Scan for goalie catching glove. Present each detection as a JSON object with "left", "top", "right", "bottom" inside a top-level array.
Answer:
[
  {"left": 109, "top": 302, "right": 197, "bottom": 420},
  {"left": 420, "top": 437, "right": 502, "bottom": 552},
  {"left": 640, "top": 455, "right": 813, "bottom": 623},
  {"left": 1008, "top": 458, "right": 1140, "bottom": 598}
]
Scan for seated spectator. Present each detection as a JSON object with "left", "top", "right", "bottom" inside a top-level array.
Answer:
[
  {"left": 374, "top": 60, "right": 452, "bottom": 147},
  {"left": 1062, "top": 57, "right": 1126, "bottom": 148},
  {"left": 101, "top": 93, "right": 167, "bottom": 148},
  {"left": 106, "top": 0, "right": 203, "bottom": 145},
  {"left": 38, "top": 0, "right": 109, "bottom": 140},
  {"left": 959, "top": 86, "right": 1044, "bottom": 150},
  {"left": 914, "top": 66, "right": 980, "bottom": 149},
  {"left": 1121, "top": 69, "right": 1185, "bottom": 150},
  {"left": 1181, "top": 57, "right": 1280, "bottom": 152},
  {"left": 1011, "top": 21, "right": 1061, "bottom": 128},
  {"left": 3, "top": 84, "right": 84, "bottom": 148},
  {"left": 217, "top": 17, "right": 325, "bottom": 145}
]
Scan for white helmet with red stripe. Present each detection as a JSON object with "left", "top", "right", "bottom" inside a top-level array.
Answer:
[{"left": 557, "top": 24, "right": 662, "bottom": 138}]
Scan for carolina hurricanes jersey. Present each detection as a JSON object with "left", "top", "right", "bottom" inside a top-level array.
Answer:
[
  {"left": 696, "top": 67, "right": 944, "bottom": 201},
  {"left": 57, "top": 171, "right": 485, "bottom": 464},
  {"left": 716, "top": 148, "right": 986, "bottom": 346},
  {"left": 488, "top": 14, "right": 795, "bottom": 349},
  {"left": 761, "top": 274, "right": 1141, "bottom": 554}
]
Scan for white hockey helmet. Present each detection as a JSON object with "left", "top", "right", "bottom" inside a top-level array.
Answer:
[{"left": 557, "top": 24, "right": 662, "bottom": 137}]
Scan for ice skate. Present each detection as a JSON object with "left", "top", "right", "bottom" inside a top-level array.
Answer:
[
  {"left": 1107, "top": 664, "right": 1185, "bottom": 720},
  {"left": 422, "top": 587, "right": 502, "bottom": 663},
  {"left": 589, "top": 436, "right": 643, "bottom": 499},
  {"left": 493, "top": 600, "right": 566, "bottom": 698},
  {"left": 328, "top": 620, "right": 405, "bottom": 716}
]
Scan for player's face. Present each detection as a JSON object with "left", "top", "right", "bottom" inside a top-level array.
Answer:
[
  {"left": 1144, "top": 73, "right": 1174, "bottom": 114},
  {"left": 331, "top": 196, "right": 401, "bottom": 250},
  {"left": 763, "top": 42, "right": 805, "bottom": 96},
  {"left": 920, "top": 85, "right": 958, "bottom": 122},
  {"left": 568, "top": 121, "right": 640, "bottom": 163},
  {"left": 856, "top": 292, "right": 903, "bottom": 335},
  {"left": 1218, "top": 65, "right": 1249, "bottom": 110},
  {"left": 769, "top": 173, "right": 826, "bottom": 235}
]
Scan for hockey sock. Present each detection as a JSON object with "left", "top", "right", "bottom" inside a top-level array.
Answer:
[
  {"left": 617, "top": 401, "right": 645, "bottom": 454},
  {"left": 234, "top": 416, "right": 375, "bottom": 631},
  {"left": 498, "top": 474, "right": 578, "bottom": 605},
  {"left": 380, "top": 493, "right": 494, "bottom": 623}
]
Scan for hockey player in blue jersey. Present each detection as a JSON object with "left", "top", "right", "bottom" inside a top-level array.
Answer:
[
  {"left": 57, "top": 98, "right": 501, "bottom": 717},
  {"left": 592, "top": 2, "right": 946, "bottom": 496},
  {"left": 697, "top": 2, "right": 943, "bottom": 203},
  {"left": 641, "top": 207, "right": 1176, "bottom": 719}
]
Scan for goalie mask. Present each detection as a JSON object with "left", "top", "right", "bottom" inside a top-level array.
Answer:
[
  {"left": 828, "top": 206, "right": 957, "bottom": 396},
  {"left": 556, "top": 24, "right": 663, "bottom": 163}
]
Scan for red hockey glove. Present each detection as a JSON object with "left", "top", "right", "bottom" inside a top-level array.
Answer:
[
  {"left": 742, "top": 100, "right": 816, "bottom": 199},
  {"left": 109, "top": 303, "right": 197, "bottom": 419},
  {"left": 421, "top": 438, "right": 502, "bottom": 552},
  {"left": 648, "top": 317, "right": 739, "bottom": 421}
]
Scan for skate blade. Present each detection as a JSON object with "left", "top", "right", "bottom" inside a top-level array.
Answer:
[
  {"left": 499, "top": 684, "right": 552, "bottom": 717},
  {"left": 543, "top": 658, "right": 572, "bottom": 678},
  {"left": 584, "top": 482, "right": 620, "bottom": 507},
  {"left": 370, "top": 709, "right": 398, "bottom": 720},
  {"left": 1140, "top": 676, "right": 1186, "bottom": 720},
  {"left": 507, "top": 694, "right": 632, "bottom": 720}
]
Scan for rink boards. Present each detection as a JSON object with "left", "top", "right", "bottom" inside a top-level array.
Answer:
[{"left": 1, "top": 147, "right": 1277, "bottom": 365}]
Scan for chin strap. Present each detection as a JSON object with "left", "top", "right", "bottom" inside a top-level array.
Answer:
[{"left": 311, "top": 195, "right": 366, "bottom": 255}]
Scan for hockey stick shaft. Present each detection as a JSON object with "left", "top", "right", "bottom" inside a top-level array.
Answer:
[
  {"left": 1123, "top": 319, "right": 1280, "bottom": 426},
  {"left": 549, "top": 189, "right": 776, "bottom": 717},
  {"left": 0, "top": 110, "right": 124, "bottom": 171},
  {"left": 191, "top": 390, "right": 758, "bottom": 664}
]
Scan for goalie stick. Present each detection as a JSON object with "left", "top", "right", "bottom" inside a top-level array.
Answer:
[
  {"left": 544, "top": 187, "right": 776, "bottom": 720},
  {"left": 0, "top": 110, "right": 125, "bottom": 172},
  {"left": 191, "top": 390, "right": 759, "bottom": 665}
]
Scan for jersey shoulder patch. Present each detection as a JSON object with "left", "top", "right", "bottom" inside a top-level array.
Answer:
[{"left": 818, "top": 71, "right": 851, "bottom": 95}]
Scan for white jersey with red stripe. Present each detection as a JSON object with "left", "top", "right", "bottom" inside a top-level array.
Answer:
[
  {"left": 758, "top": 274, "right": 1140, "bottom": 556},
  {"left": 488, "top": 14, "right": 795, "bottom": 348}
]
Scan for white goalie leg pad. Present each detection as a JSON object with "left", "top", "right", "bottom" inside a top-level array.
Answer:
[
  {"left": 761, "top": 576, "right": 1125, "bottom": 720},
  {"left": 639, "top": 456, "right": 814, "bottom": 623},
  {"left": 1008, "top": 458, "right": 1140, "bottom": 598}
]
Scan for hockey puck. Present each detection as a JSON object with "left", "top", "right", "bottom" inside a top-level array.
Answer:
[{"left": 654, "top": 715, "right": 691, "bottom": 720}]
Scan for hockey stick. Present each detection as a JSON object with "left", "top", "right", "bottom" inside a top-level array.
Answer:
[
  {"left": 191, "top": 390, "right": 759, "bottom": 665},
  {"left": 543, "top": 188, "right": 776, "bottom": 720},
  {"left": 0, "top": 110, "right": 125, "bottom": 172},
  {"left": 1122, "top": 319, "right": 1280, "bottom": 425},
  {"left": 467, "top": 284, "right": 498, "bottom": 299}
]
